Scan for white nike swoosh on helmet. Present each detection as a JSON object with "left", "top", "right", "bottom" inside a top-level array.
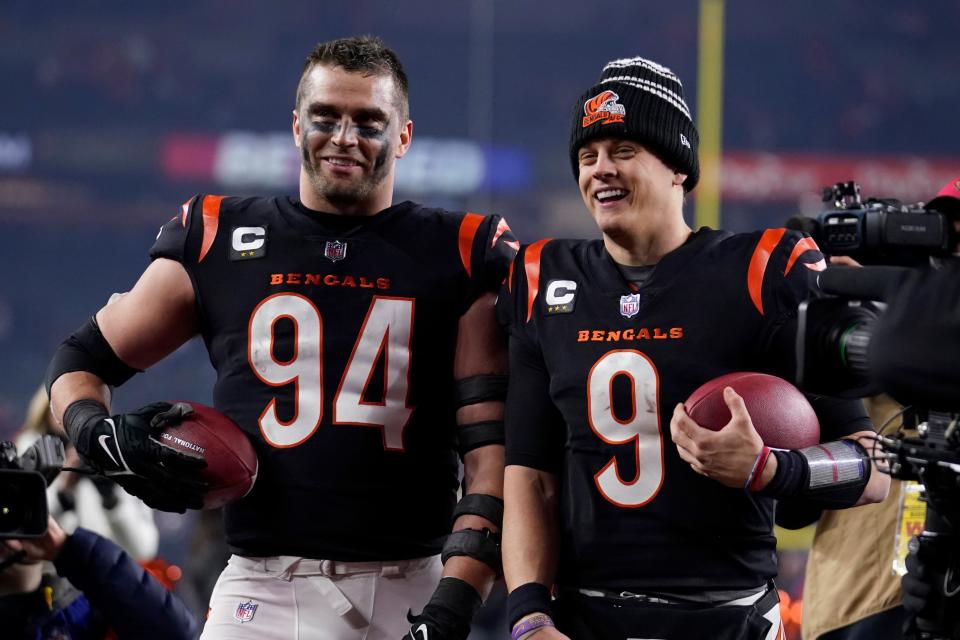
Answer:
[{"left": 415, "top": 623, "right": 429, "bottom": 640}]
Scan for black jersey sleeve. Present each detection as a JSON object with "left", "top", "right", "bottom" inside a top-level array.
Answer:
[
  {"left": 149, "top": 196, "right": 201, "bottom": 263},
  {"left": 808, "top": 394, "right": 873, "bottom": 440},
  {"left": 757, "top": 228, "right": 826, "bottom": 321},
  {"left": 498, "top": 243, "right": 566, "bottom": 473},
  {"left": 505, "top": 332, "right": 566, "bottom": 473},
  {"left": 750, "top": 229, "right": 826, "bottom": 372},
  {"left": 462, "top": 213, "right": 519, "bottom": 304}
]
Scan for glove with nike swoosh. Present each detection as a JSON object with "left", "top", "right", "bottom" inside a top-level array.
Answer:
[
  {"left": 402, "top": 577, "right": 481, "bottom": 640},
  {"left": 63, "top": 399, "right": 207, "bottom": 513}
]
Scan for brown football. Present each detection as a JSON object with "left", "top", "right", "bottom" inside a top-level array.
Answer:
[
  {"left": 684, "top": 372, "right": 820, "bottom": 449},
  {"left": 157, "top": 402, "right": 258, "bottom": 509}
]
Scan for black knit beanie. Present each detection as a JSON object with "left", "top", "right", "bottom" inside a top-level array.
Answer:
[{"left": 569, "top": 56, "right": 700, "bottom": 192}]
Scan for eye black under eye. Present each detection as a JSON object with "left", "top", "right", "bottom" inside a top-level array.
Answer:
[{"left": 357, "top": 126, "right": 383, "bottom": 138}]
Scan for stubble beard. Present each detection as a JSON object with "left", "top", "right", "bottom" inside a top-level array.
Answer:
[{"left": 302, "top": 153, "right": 391, "bottom": 212}]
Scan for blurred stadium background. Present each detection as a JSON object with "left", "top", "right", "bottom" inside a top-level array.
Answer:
[{"left": 1, "top": 1, "right": 957, "bottom": 636}]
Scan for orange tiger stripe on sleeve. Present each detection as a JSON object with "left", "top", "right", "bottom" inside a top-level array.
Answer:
[
  {"left": 747, "top": 228, "right": 786, "bottom": 316},
  {"left": 458, "top": 212, "right": 485, "bottom": 277},
  {"left": 784, "top": 236, "right": 826, "bottom": 276},
  {"left": 198, "top": 195, "right": 225, "bottom": 263},
  {"left": 524, "top": 239, "right": 552, "bottom": 322}
]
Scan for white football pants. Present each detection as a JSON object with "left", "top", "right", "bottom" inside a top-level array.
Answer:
[{"left": 200, "top": 554, "right": 442, "bottom": 639}]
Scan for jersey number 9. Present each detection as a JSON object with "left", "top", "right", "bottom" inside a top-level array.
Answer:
[{"left": 587, "top": 349, "right": 665, "bottom": 507}]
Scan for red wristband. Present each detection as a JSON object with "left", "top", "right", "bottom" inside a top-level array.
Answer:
[{"left": 746, "top": 446, "right": 772, "bottom": 492}]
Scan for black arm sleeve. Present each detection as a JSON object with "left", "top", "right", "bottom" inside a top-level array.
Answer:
[
  {"left": 504, "top": 335, "right": 566, "bottom": 473},
  {"left": 54, "top": 528, "right": 198, "bottom": 640},
  {"left": 809, "top": 393, "right": 873, "bottom": 440}
]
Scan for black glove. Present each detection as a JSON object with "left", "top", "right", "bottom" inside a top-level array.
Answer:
[
  {"left": 402, "top": 577, "right": 481, "bottom": 640},
  {"left": 63, "top": 400, "right": 207, "bottom": 513}
]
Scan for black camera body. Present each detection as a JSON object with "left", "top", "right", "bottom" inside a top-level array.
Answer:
[
  {"left": 0, "top": 436, "right": 64, "bottom": 539},
  {"left": 795, "top": 180, "right": 959, "bottom": 396},
  {"left": 814, "top": 181, "right": 953, "bottom": 266}
]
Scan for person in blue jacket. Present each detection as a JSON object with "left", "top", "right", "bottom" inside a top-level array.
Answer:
[{"left": 0, "top": 515, "right": 197, "bottom": 640}]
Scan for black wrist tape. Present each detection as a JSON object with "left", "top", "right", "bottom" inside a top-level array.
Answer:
[
  {"left": 62, "top": 399, "right": 110, "bottom": 454},
  {"left": 428, "top": 577, "right": 482, "bottom": 621},
  {"left": 759, "top": 449, "right": 807, "bottom": 497},
  {"left": 507, "top": 582, "right": 552, "bottom": 627}
]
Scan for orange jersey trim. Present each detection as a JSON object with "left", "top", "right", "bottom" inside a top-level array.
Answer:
[
  {"left": 491, "top": 217, "right": 520, "bottom": 252},
  {"left": 198, "top": 195, "right": 225, "bottom": 263},
  {"left": 747, "top": 228, "right": 786, "bottom": 316},
  {"left": 524, "top": 238, "right": 552, "bottom": 322},
  {"left": 507, "top": 258, "right": 515, "bottom": 293},
  {"left": 458, "top": 213, "right": 485, "bottom": 277},
  {"left": 784, "top": 236, "right": 826, "bottom": 275},
  {"left": 180, "top": 198, "right": 191, "bottom": 227}
]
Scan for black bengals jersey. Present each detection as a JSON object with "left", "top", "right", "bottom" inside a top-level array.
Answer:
[
  {"left": 150, "top": 195, "right": 517, "bottom": 561},
  {"left": 498, "top": 228, "right": 871, "bottom": 592}
]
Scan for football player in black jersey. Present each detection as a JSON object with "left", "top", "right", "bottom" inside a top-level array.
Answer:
[
  {"left": 499, "top": 56, "right": 890, "bottom": 640},
  {"left": 45, "top": 36, "right": 516, "bottom": 640}
]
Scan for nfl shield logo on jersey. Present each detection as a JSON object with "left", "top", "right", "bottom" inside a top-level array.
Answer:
[
  {"left": 619, "top": 293, "right": 641, "bottom": 318},
  {"left": 324, "top": 240, "right": 348, "bottom": 262},
  {"left": 234, "top": 600, "right": 258, "bottom": 623}
]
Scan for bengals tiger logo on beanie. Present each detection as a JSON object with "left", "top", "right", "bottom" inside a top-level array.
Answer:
[{"left": 569, "top": 56, "right": 700, "bottom": 192}]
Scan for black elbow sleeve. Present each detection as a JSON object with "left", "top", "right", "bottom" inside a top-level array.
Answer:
[{"left": 45, "top": 316, "right": 140, "bottom": 393}]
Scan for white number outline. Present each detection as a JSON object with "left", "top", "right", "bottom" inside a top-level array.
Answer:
[
  {"left": 247, "top": 293, "right": 415, "bottom": 451},
  {"left": 333, "top": 296, "right": 416, "bottom": 451},
  {"left": 586, "top": 349, "right": 665, "bottom": 508},
  {"left": 248, "top": 293, "right": 324, "bottom": 449}
]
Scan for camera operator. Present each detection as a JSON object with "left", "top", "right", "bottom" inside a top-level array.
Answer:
[
  {"left": 868, "top": 177, "right": 960, "bottom": 410},
  {"left": 863, "top": 177, "right": 960, "bottom": 640},
  {"left": 790, "top": 176, "right": 960, "bottom": 639},
  {"left": 0, "top": 514, "right": 197, "bottom": 640}
]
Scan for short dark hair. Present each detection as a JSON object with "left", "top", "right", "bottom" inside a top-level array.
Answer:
[{"left": 296, "top": 35, "right": 409, "bottom": 120}]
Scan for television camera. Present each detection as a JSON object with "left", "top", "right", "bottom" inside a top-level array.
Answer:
[
  {"left": 0, "top": 435, "right": 64, "bottom": 539},
  {"left": 795, "top": 179, "right": 960, "bottom": 639}
]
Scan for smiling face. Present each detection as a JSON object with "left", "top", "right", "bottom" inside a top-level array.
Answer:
[
  {"left": 292, "top": 64, "right": 412, "bottom": 215},
  {"left": 577, "top": 137, "right": 687, "bottom": 242}
]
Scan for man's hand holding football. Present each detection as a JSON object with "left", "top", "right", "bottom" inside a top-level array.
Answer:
[{"left": 670, "top": 387, "right": 773, "bottom": 489}]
